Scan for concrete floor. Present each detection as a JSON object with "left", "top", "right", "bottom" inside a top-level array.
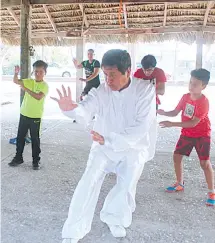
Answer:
[{"left": 1, "top": 81, "right": 215, "bottom": 243}]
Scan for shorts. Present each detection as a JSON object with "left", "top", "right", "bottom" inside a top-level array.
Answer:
[{"left": 174, "top": 135, "right": 211, "bottom": 160}]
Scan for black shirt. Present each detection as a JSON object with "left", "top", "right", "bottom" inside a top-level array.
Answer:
[{"left": 81, "top": 59, "right": 100, "bottom": 82}]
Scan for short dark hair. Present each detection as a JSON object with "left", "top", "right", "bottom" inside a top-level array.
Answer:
[
  {"left": 101, "top": 49, "right": 131, "bottom": 74},
  {"left": 33, "top": 60, "right": 48, "bottom": 72},
  {"left": 88, "top": 49, "right": 94, "bottom": 53},
  {"left": 141, "top": 55, "right": 157, "bottom": 69},
  {"left": 191, "top": 68, "right": 210, "bottom": 85}
]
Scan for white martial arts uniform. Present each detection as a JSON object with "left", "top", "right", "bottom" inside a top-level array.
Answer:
[{"left": 62, "top": 77, "right": 157, "bottom": 241}]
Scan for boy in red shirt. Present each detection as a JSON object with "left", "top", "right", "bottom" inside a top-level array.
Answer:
[
  {"left": 157, "top": 68, "right": 214, "bottom": 207},
  {"left": 134, "top": 55, "right": 166, "bottom": 110}
]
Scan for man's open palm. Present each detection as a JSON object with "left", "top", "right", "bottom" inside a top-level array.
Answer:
[
  {"left": 50, "top": 85, "right": 78, "bottom": 111},
  {"left": 73, "top": 58, "right": 78, "bottom": 66}
]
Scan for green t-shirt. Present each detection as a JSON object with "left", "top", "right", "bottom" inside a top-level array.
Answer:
[{"left": 20, "top": 79, "right": 49, "bottom": 118}]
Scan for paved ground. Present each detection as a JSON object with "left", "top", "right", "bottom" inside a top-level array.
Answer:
[{"left": 1, "top": 80, "right": 215, "bottom": 243}]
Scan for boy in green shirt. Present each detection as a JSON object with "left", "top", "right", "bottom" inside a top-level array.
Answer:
[{"left": 9, "top": 60, "right": 49, "bottom": 170}]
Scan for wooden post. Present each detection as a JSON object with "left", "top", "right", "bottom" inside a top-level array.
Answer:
[
  {"left": 20, "top": 0, "right": 31, "bottom": 104},
  {"left": 76, "top": 38, "right": 84, "bottom": 102},
  {"left": 41, "top": 45, "right": 44, "bottom": 60},
  {"left": 20, "top": 0, "right": 31, "bottom": 140},
  {"left": 128, "top": 42, "right": 136, "bottom": 74},
  {"left": 173, "top": 41, "right": 178, "bottom": 83},
  {"left": 196, "top": 34, "right": 203, "bottom": 69}
]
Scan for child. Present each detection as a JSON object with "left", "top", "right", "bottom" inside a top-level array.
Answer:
[
  {"left": 157, "top": 68, "right": 214, "bottom": 207},
  {"left": 9, "top": 60, "right": 49, "bottom": 170},
  {"left": 134, "top": 54, "right": 166, "bottom": 110}
]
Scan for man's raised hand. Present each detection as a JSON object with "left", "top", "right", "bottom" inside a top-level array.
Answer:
[
  {"left": 72, "top": 58, "right": 78, "bottom": 67},
  {"left": 50, "top": 85, "right": 78, "bottom": 111},
  {"left": 14, "top": 65, "right": 20, "bottom": 75}
]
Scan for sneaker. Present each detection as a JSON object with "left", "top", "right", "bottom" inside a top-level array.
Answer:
[
  {"left": 32, "top": 160, "right": 41, "bottom": 170},
  {"left": 166, "top": 182, "right": 184, "bottom": 193},
  {"left": 206, "top": 192, "right": 215, "bottom": 207},
  {"left": 108, "top": 225, "right": 126, "bottom": 238},
  {"left": 9, "top": 137, "right": 31, "bottom": 145},
  {"left": 8, "top": 156, "right": 24, "bottom": 167},
  {"left": 9, "top": 137, "right": 17, "bottom": 145},
  {"left": 62, "top": 239, "right": 79, "bottom": 243}
]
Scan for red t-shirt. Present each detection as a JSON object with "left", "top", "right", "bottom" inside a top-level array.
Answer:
[
  {"left": 133, "top": 67, "right": 166, "bottom": 105},
  {"left": 175, "top": 93, "right": 211, "bottom": 137}
]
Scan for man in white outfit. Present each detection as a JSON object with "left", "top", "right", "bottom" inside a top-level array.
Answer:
[{"left": 51, "top": 49, "right": 157, "bottom": 243}]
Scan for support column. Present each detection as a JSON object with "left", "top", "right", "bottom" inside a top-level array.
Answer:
[
  {"left": 76, "top": 38, "right": 84, "bottom": 102},
  {"left": 173, "top": 41, "right": 178, "bottom": 83},
  {"left": 128, "top": 42, "right": 136, "bottom": 74},
  {"left": 196, "top": 34, "right": 203, "bottom": 69},
  {"left": 20, "top": 0, "right": 31, "bottom": 104}
]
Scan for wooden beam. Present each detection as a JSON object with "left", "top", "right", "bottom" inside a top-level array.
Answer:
[
  {"left": 1, "top": 0, "right": 20, "bottom": 8},
  {"left": 163, "top": 2, "right": 167, "bottom": 26},
  {"left": 123, "top": 3, "right": 128, "bottom": 29},
  {"left": 43, "top": 5, "right": 58, "bottom": 32},
  {"left": 1, "top": 0, "right": 213, "bottom": 7},
  {"left": 43, "top": 4, "right": 62, "bottom": 42},
  {"left": 72, "top": 26, "right": 215, "bottom": 36},
  {"left": 84, "top": 11, "right": 205, "bottom": 19},
  {"left": 7, "top": 7, "right": 20, "bottom": 26},
  {"left": 29, "top": 0, "right": 207, "bottom": 5},
  {"left": 79, "top": 4, "right": 89, "bottom": 28},
  {"left": 4, "top": 26, "right": 215, "bottom": 40},
  {"left": 88, "top": 26, "right": 212, "bottom": 35},
  {"left": 83, "top": 27, "right": 90, "bottom": 35},
  {"left": 203, "top": 1, "right": 214, "bottom": 26},
  {"left": 85, "top": 6, "right": 208, "bottom": 12}
]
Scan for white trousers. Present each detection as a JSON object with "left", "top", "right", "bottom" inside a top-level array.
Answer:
[{"left": 62, "top": 147, "right": 146, "bottom": 240}]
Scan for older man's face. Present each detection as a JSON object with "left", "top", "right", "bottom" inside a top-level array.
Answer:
[{"left": 102, "top": 66, "right": 131, "bottom": 91}]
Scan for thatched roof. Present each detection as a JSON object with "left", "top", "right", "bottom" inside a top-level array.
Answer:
[{"left": 1, "top": 1, "right": 215, "bottom": 45}]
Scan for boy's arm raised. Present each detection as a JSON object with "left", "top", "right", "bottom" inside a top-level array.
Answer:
[{"left": 13, "top": 65, "right": 22, "bottom": 85}]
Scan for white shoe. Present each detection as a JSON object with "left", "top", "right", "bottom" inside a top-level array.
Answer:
[
  {"left": 62, "top": 239, "right": 79, "bottom": 243},
  {"left": 108, "top": 225, "right": 126, "bottom": 238}
]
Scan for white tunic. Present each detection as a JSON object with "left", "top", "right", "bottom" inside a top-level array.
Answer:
[
  {"left": 64, "top": 77, "right": 157, "bottom": 164},
  {"left": 61, "top": 77, "right": 157, "bottom": 240}
]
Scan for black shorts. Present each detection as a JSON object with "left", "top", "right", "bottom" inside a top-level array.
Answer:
[{"left": 174, "top": 135, "right": 211, "bottom": 160}]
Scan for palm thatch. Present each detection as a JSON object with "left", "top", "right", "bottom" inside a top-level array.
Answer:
[{"left": 1, "top": 1, "right": 215, "bottom": 45}]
